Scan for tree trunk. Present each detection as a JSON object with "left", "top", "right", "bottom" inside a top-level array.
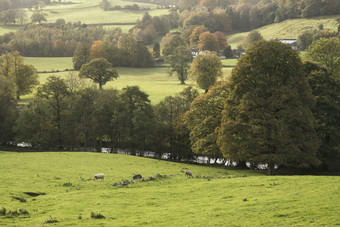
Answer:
[{"left": 267, "top": 163, "right": 275, "bottom": 175}]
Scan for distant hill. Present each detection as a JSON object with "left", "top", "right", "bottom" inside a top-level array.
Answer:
[{"left": 227, "top": 15, "right": 339, "bottom": 49}]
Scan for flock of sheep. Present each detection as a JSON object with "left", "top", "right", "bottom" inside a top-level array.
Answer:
[{"left": 93, "top": 170, "right": 193, "bottom": 181}]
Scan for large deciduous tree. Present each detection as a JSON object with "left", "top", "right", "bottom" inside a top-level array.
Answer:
[
  {"left": 218, "top": 40, "right": 320, "bottom": 175},
  {"left": 79, "top": 58, "right": 118, "bottom": 90},
  {"left": 185, "top": 82, "right": 229, "bottom": 162},
  {"left": 197, "top": 32, "right": 219, "bottom": 52},
  {"left": 0, "top": 75, "right": 18, "bottom": 145},
  {"left": 36, "top": 76, "right": 70, "bottom": 149},
  {"left": 306, "top": 37, "right": 340, "bottom": 79},
  {"left": 30, "top": 10, "right": 47, "bottom": 24},
  {"left": 189, "top": 51, "right": 223, "bottom": 93},
  {"left": 15, "top": 64, "right": 39, "bottom": 100},
  {"left": 303, "top": 61, "right": 340, "bottom": 171},
  {"left": 242, "top": 31, "right": 264, "bottom": 50},
  {"left": 0, "top": 51, "right": 39, "bottom": 99},
  {"left": 163, "top": 35, "right": 192, "bottom": 84}
]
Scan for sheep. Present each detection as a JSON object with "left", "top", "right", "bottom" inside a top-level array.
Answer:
[
  {"left": 133, "top": 174, "right": 142, "bottom": 180},
  {"left": 185, "top": 170, "right": 193, "bottom": 178},
  {"left": 94, "top": 173, "right": 104, "bottom": 181}
]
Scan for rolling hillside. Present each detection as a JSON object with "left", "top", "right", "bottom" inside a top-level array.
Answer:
[
  {"left": 0, "top": 151, "right": 339, "bottom": 226},
  {"left": 227, "top": 15, "right": 339, "bottom": 48}
]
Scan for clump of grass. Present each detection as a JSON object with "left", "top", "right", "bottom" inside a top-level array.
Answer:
[
  {"left": 91, "top": 212, "right": 105, "bottom": 219},
  {"left": 45, "top": 215, "right": 59, "bottom": 223},
  {"left": 12, "top": 196, "right": 26, "bottom": 203},
  {"left": 62, "top": 182, "right": 72, "bottom": 187},
  {"left": 19, "top": 209, "right": 29, "bottom": 215},
  {"left": 0, "top": 207, "right": 6, "bottom": 215}
]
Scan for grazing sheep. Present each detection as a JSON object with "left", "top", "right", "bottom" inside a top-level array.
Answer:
[
  {"left": 133, "top": 174, "right": 142, "bottom": 180},
  {"left": 94, "top": 173, "right": 104, "bottom": 181},
  {"left": 185, "top": 170, "right": 193, "bottom": 178}
]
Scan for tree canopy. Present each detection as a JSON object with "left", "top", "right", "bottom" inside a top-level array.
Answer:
[
  {"left": 189, "top": 51, "right": 223, "bottom": 93},
  {"left": 218, "top": 40, "right": 320, "bottom": 174},
  {"left": 306, "top": 37, "right": 340, "bottom": 79},
  {"left": 79, "top": 58, "right": 118, "bottom": 90}
]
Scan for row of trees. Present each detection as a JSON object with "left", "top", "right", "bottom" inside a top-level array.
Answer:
[
  {"left": 73, "top": 34, "right": 154, "bottom": 70},
  {"left": 1, "top": 71, "right": 198, "bottom": 160},
  {"left": 177, "top": 0, "right": 340, "bottom": 31},
  {"left": 0, "top": 23, "right": 122, "bottom": 57}
]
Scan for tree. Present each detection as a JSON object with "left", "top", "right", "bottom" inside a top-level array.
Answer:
[
  {"left": 217, "top": 40, "right": 320, "bottom": 175},
  {"left": 153, "top": 42, "right": 160, "bottom": 58},
  {"left": 189, "top": 51, "right": 223, "bottom": 93},
  {"left": 89, "top": 40, "right": 104, "bottom": 60},
  {"left": 168, "top": 45, "right": 192, "bottom": 84},
  {"left": 213, "top": 31, "right": 227, "bottom": 51},
  {"left": 14, "top": 64, "right": 39, "bottom": 99},
  {"left": 306, "top": 37, "right": 340, "bottom": 79},
  {"left": 118, "top": 34, "right": 137, "bottom": 67},
  {"left": 242, "top": 31, "right": 264, "bottom": 50},
  {"left": 303, "top": 61, "right": 340, "bottom": 171},
  {"left": 297, "top": 30, "right": 314, "bottom": 50},
  {"left": 1, "top": 9, "right": 16, "bottom": 25},
  {"left": 120, "top": 86, "right": 155, "bottom": 153},
  {"left": 185, "top": 82, "right": 229, "bottom": 162},
  {"left": 197, "top": 32, "right": 219, "bottom": 52},
  {"left": 189, "top": 25, "right": 208, "bottom": 46},
  {"left": 79, "top": 58, "right": 118, "bottom": 90},
  {"left": 133, "top": 41, "right": 154, "bottom": 67},
  {"left": 30, "top": 10, "right": 47, "bottom": 24},
  {"left": 163, "top": 35, "right": 192, "bottom": 84},
  {"left": 0, "top": 75, "right": 18, "bottom": 145},
  {"left": 162, "top": 35, "right": 187, "bottom": 57},
  {"left": 0, "top": 51, "right": 39, "bottom": 99},
  {"left": 73, "top": 42, "right": 90, "bottom": 70},
  {"left": 154, "top": 86, "right": 198, "bottom": 159},
  {"left": 223, "top": 45, "right": 233, "bottom": 58},
  {"left": 36, "top": 76, "right": 70, "bottom": 149}
]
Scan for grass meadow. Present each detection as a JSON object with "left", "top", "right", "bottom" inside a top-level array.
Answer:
[
  {"left": 227, "top": 15, "right": 339, "bottom": 48},
  {"left": 0, "top": 151, "right": 339, "bottom": 226},
  {"left": 31, "top": 0, "right": 169, "bottom": 25}
]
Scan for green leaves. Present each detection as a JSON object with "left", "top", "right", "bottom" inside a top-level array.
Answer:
[
  {"left": 189, "top": 51, "right": 223, "bottom": 92},
  {"left": 79, "top": 58, "right": 118, "bottom": 90},
  {"left": 218, "top": 40, "right": 319, "bottom": 174}
]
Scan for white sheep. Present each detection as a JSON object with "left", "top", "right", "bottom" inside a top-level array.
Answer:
[
  {"left": 94, "top": 173, "right": 104, "bottom": 181},
  {"left": 185, "top": 170, "right": 193, "bottom": 178}
]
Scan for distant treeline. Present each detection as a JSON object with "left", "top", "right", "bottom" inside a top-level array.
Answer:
[
  {"left": 177, "top": 0, "right": 340, "bottom": 31},
  {"left": 0, "top": 22, "right": 122, "bottom": 57}
]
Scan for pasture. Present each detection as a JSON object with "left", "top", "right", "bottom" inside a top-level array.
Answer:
[
  {"left": 31, "top": 0, "right": 169, "bottom": 25},
  {"left": 22, "top": 57, "right": 233, "bottom": 104},
  {"left": 0, "top": 151, "right": 339, "bottom": 226},
  {"left": 227, "top": 15, "right": 339, "bottom": 48}
]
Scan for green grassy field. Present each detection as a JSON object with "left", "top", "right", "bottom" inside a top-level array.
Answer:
[
  {"left": 0, "top": 151, "right": 339, "bottom": 226},
  {"left": 31, "top": 0, "right": 169, "bottom": 25},
  {"left": 21, "top": 57, "right": 233, "bottom": 104},
  {"left": 227, "top": 15, "right": 339, "bottom": 49},
  {"left": 0, "top": 25, "right": 23, "bottom": 35}
]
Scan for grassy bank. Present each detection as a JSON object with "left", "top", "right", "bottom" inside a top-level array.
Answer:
[{"left": 0, "top": 151, "right": 339, "bottom": 226}]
